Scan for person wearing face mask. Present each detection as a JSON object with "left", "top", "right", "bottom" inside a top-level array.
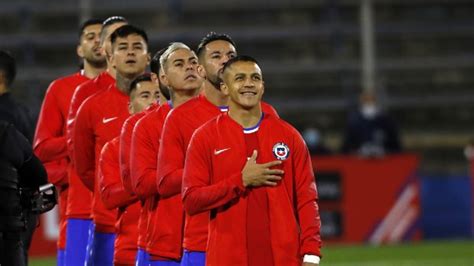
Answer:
[
  {"left": 341, "top": 91, "right": 401, "bottom": 157},
  {"left": 302, "top": 127, "right": 332, "bottom": 156}
]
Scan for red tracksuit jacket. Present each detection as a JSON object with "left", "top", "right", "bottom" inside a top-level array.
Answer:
[
  {"left": 99, "top": 137, "right": 140, "bottom": 265},
  {"left": 157, "top": 94, "right": 279, "bottom": 252},
  {"left": 130, "top": 103, "right": 176, "bottom": 259},
  {"left": 66, "top": 71, "right": 114, "bottom": 219},
  {"left": 118, "top": 110, "right": 150, "bottom": 250},
  {"left": 34, "top": 71, "right": 89, "bottom": 249},
  {"left": 182, "top": 113, "right": 322, "bottom": 266},
  {"left": 74, "top": 84, "right": 129, "bottom": 232},
  {"left": 120, "top": 108, "right": 154, "bottom": 195}
]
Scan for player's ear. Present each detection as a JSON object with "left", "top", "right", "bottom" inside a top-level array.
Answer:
[
  {"left": 160, "top": 71, "right": 170, "bottom": 87},
  {"left": 128, "top": 101, "right": 134, "bottom": 115},
  {"left": 110, "top": 51, "right": 117, "bottom": 69},
  {"left": 105, "top": 47, "right": 113, "bottom": 62},
  {"left": 146, "top": 53, "right": 151, "bottom": 66},
  {"left": 197, "top": 65, "right": 206, "bottom": 78},
  {"left": 158, "top": 69, "right": 167, "bottom": 87},
  {"left": 77, "top": 44, "right": 84, "bottom": 58},
  {"left": 221, "top": 82, "right": 229, "bottom": 96},
  {"left": 150, "top": 73, "right": 158, "bottom": 84}
]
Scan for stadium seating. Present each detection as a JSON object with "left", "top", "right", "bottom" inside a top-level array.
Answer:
[{"left": 0, "top": 0, "right": 472, "bottom": 174}]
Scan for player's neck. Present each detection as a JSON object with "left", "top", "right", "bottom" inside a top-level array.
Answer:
[
  {"left": 115, "top": 72, "right": 137, "bottom": 94},
  {"left": 228, "top": 104, "right": 262, "bottom": 129},
  {"left": 106, "top": 65, "right": 116, "bottom": 79},
  {"left": 203, "top": 80, "right": 228, "bottom": 107},
  {"left": 82, "top": 61, "right": 106, "bottom": 79},
  {"left": 170, "top": 87, "right": 199, "bottom": 108}
]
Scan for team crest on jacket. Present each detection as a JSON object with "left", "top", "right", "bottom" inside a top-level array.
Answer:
[{"left": 272, "top": 142, "right": 290, "bottom": 160}]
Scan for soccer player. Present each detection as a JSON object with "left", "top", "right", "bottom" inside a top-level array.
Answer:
[
  {"left": 119, "top": 73, "right": 161, "bottom": 197},
  {"left": 118, "top": 73, "right": 160, "bottom": 266},
  {"left": 156, "top": 32, "right": 278, "bottom": 266},
  {"left": 33, "top": 18, "right": 105, "bottom": 266},
  {"left": 126, "top": 48, "right": 169, "bottom": 266},
  {"left": 64, "top": 16, "right": 128, "bottom": 266},
  {"left": 74, "top": 25, "right": 150, "bottom": 265},
  {"left": 99, "top": 73, "right": 159, "bottom": 266},
  {"left": 182, "top": 55, "right": 322, "bottom": 266},
  {"left": 131, "top": 43, "right": 203, "bottom": 266}
]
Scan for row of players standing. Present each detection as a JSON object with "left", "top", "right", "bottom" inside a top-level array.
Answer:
[{"left": 34, "top": 16, "right": 322, "bottom": 266}]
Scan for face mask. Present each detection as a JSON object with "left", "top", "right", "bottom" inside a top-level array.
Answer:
[
  {"left": 361, "top": 104, "right": 378, "bottom": 119},
  {"left": 303, "top": 128, "right": 320, "bottom": 146}
]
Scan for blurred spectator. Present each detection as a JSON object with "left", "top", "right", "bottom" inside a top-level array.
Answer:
[
  {"left": 465, "top": 139, "right": 474, "bottom": 237},
  {"left": 0, "top": 50, "right": 35, "bottom": 143},
  {"left": 303, "top": 127, "right": 333, "bottom": 155},
  {"left": 464, "top": 139, "right": 474, "bottom": 161},
  {"left": 0, "top": 120, "right": 48, "bottom": 266},
  {"left": 341, "top": 91, "right": 401, "bottom": 157},
  {"left": 0, "top": 50, "right": 38, "bottom": 264}
]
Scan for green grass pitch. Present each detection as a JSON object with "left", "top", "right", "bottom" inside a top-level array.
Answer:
[{"left": 30, "top": 240, "right": 473, "bottom": 266}]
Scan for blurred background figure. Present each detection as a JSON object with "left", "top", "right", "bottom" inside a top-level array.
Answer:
[
  {"left": 0, "top": 50, "right": 34, "bottom": 143},
  {"left": 464, "top": 139, "right": 474, "bottom": 163},
  {"left": 341, "top": 91, "right": 401, "bottom": 157},
  {"left": 0, "top": 50, "right": 38, "bottom": 265},
  {"left": 302, "top": 126, "right": 332, "bottom": 156},
  {"left": 0, "top": 121, "right": 48, "bottom": 266}
]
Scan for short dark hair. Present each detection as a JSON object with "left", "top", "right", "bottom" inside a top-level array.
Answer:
[
  {"left": 150, "top": 46, "right": 169, "bottom": 75},
  {"left": 196, "top": 32, "right": 236, "bottom": 57},
  {"left": 222, "top": 55, "right": 259, "bottom": 74},
  {"left": 129, "top": 73, "right": 152, "bottom": 96},
  {"left": 0, "top": 50, "right": 16, "bottom": 87},
  {"left": 110, "top": 25, "right": 148, "bottom": 48},
  {"left": 79, "top": 18, "right": 103, "bottom": 38}
]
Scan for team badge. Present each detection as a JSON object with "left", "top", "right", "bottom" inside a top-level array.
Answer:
[{"left": 272, "top": 142, "right": 290, "bottom": 160}]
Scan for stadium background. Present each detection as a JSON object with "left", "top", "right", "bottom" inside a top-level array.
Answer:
[{"left": 1, "top": 0, "right": 472, "bottom": 265}]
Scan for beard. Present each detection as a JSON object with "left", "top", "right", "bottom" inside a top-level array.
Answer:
[
  {"left": 207, "top": 73, "right": 222, "bottom": 90},
  {"left": 86, "top": 53, "right": 107, "bottom": 68}
]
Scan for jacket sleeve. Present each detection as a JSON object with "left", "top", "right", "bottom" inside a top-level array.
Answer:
[
  {"left": 42, "top": 159, "right": 68, "bottom": 188},
  {"left": 119, "top": 117, "right": 136, "bottom": 195},
  {"left": 99, "top": 140, "right": 137, "bottom": 210},
  {"left": 182, "top": 128, "right": 245, "bottom": 216},
  {"left": 292, "top": 130, "right": 322, "bottom": 257},
  {"left": 34, "top": 82, "right": 68, "bottom": 187},
  {"left": 34, "top": 82, "right": 67, "bottom": 161},
  {"left": 73, "top": 99, "right": 96, "bottom": 191},
  {"left": 5, "top": 124, "right": 48, "bottom": 188},
  {"left": 156, "top": 114, "right": 185, "bottom": 198},
  {"left": 130, "top": 117, "right": 158, "bottom": 199},
  {"left": 67, "top": 83, "right": 91, "bottom": 167}
]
